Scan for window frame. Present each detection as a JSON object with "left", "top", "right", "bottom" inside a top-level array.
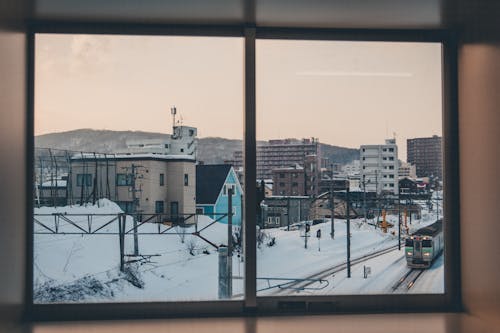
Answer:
[{"left": 26, "top": 24, "right": 460, "bottom": 320}]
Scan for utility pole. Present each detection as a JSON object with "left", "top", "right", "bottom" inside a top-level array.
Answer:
[
  {"left": 330, "top": 184, "right": 335, "bottom": 239},
  {"left": 363, "top": 174, "right": 367, "bottom": 224},
  {"left": 92, "top": 152, "right": 98, "bottom": 205},
  {"left": 436, "top": 197, "right": 439, "bottom": 221},
  {"left": 287, "top": 196, "right": 291, "bottom": 231},
  {"left": 118, "top": 213, "right": 126, "bottom": 272},
  {"left": 346, "top": 186, "right": 351, "bottom": 278},
  {"left": 228, "top": 188, "right": 233, "bottom": 255},
  {"left": 226, "top": 188, "right": 233, "bottom": 297},
  {"left": 330, "top": 163, "right": 335, "bottom": 239},
  {"left": 122, "top": 163, "right": 144, "bottom": 256},
  {"left": 398, "top": 190, "right": 401, "bottom": 250}
]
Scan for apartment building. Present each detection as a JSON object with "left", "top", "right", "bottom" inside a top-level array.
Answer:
[
  {"left": 272, "top": 164, "right": 305, "bottom": 196},
  {"left": 70, "top": 154, "right": 196, "bottom": 222},
  {"left": 227, "top": 138, "right": 320, "bottom": 180},
  {"left": 407, "top": 135, "right": 442, "bottom": 180},
  {"left": 360, "top": 139, "right": 399, "bottom": 195}
]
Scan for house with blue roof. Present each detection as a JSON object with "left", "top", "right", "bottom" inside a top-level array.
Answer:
[{"left": 196, "top": 164, "right": 242, "bottom": 225}]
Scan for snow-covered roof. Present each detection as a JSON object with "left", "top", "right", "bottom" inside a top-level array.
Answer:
[
  {"left": 71, "top": 153, "right": 195, "bottom": 161},
  {"left": 41, "top": 180, "right": 67, "bottom": 187},
  {"left": 266, "top": 195, "right": 310, "bottom": 199}
]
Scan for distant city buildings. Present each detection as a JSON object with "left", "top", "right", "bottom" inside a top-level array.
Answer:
[
  {"left": 360, "top": 139, "right": 399, "bottom": 195},
  {"left": 226, "top": 138, "right": 321, "bottom": 181},
  {"left": 407, "top": 135, "right": 442, "bottom": 180}
]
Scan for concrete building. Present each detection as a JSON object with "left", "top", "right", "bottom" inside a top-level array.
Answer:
[
  {"left": 126, "top": 125, "right": 198, "bottom": 157},
  {"left": 342, "top": 159, "right": 361, "bottom": 176},
  {"left": 36, "top": 178, "right": 67, "bottom": 207},
  {"left": 398, "top": 161, "right": 417, "bottom": 179},
  {"left": 70, "top": 154, "right": 196, "bottom": 223},
  {"left": 360, "top": 139, "right": 399, "bottom": 195},
  {"left": 272, "top": 164, "right": 305, "bottom": 196},
  {"left": 228, "top": 138, "right": 320, "bottom": 180},
  {"left": 260, "top": 196, "right": 311, "bottom": 229},
  {"left": 407, "top": 135, "right": 442, "bottom": 180}
]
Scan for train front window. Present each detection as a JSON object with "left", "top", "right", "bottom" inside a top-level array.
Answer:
[
  {"left": 405, "top": 239, "right": 414, "bottom": 247},
  {"left": 422, "top": 240, "right": 433, "bottom": 247}
]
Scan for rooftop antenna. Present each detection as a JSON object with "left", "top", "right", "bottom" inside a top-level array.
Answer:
[{"left": 171, "top": 106, "right": 177, "bottom": 128}]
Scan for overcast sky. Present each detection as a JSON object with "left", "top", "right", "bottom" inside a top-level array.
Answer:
[{"left": 35, "top": 34, "right": 443, "bottom": 160}]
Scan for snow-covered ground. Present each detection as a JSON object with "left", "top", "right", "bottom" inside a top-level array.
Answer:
[{"left": 34, "top": 199, "right": 443, "bottom": 303}]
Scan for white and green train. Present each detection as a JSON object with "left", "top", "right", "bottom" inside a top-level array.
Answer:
[{"left": 405, "top": 219, "right": 444, "bottom": 268}]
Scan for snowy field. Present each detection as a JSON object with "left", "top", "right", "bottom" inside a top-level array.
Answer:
[{"left": 34, "top": 199, "right": 443, "bottom": 303}]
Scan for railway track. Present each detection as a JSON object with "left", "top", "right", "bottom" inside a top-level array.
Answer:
[
  {"left": 391, "top": 269, "right": 424, "bottom": 292},
  {"left": 270, "top": 244, "right": 400, "bottom": 295}
]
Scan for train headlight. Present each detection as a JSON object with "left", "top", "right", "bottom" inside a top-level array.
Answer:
[
  {"left": 423, "top": 252, "right": 431, "bottom": 257},
  {"left": 406, "top": 251, "right": 413, "bottom": 256}
]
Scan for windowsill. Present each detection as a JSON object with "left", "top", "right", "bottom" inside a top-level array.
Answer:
[{"left": 7, "top": 312, "right": 498, "bottom": 333}]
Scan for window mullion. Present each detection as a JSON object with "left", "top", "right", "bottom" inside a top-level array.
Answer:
[{"left": 244, "top": 27, "right": 257, "bottom": 309}]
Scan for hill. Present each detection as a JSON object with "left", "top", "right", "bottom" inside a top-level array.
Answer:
[{"left": 35, "top": 129, "right": 359, "bottom": 165}]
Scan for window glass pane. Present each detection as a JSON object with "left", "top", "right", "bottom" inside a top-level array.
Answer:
[
  {"left": 34, "top": 34, "right": 244, "bottom": 303},
  {"left": 256, "top": 40, "right": 444, "bottom": 296}
]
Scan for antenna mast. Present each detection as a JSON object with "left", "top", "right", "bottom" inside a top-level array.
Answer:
[{"left": 171, "top": 106, "right": 177, "bottom": 128}]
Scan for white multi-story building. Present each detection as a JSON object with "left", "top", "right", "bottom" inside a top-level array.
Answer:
[
  {"left": 126, "top": 125, "right": 198, "bottom": 157},
  {"left": 399, "top": 161, "right": 417, "bottom": 179},
  {"left": 360, "top": 139, "right": 399, "bottom": 195},
  {"left": 342, "top": 159, "right": 361, "bottom": 176}
]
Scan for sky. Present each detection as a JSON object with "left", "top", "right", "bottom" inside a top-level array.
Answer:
[{"left": 35, "top": 34, "right": 443, "bottom": 160}]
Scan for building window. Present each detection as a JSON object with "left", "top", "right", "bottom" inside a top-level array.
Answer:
[
  {"left": 117, "top": 201, "right": 134, "bottom": 213},
  {"left": 116, "top": 173, "right": 133, "bottom": 186},
  {"left": 76, "top": 174, "right": 92, "bottom": 187},
  {"left": 223, "top": 184, "right": 236, "bottom": 196},
  {"left": 279, "top": 173, "right": 285, "bottom": 178},
  {"left": 155, "top": 200, "right": 164, "bottom": 214},
  {"left": 279, "top": 182, "right": 285, "bottom": 187},
  {"left": 292, "top": 182, "right": 298, "bottom": 187},
  {"left": 184, "top": 173, "right": 189, "bottom": 186},
  {"left": 160, "top": 173, "right": 165, "bottom": 186}
]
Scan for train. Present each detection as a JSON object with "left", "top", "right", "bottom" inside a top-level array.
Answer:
[{"left": 405, "top": 219, "right": 443, "bottom": 268}]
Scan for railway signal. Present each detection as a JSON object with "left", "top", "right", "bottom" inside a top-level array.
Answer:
[
  {"left": 301, "top": 223, "right": 311, "bottom": 249},
  {"left": 316, "top": 229, "right": 322, "bottom": 252}
]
